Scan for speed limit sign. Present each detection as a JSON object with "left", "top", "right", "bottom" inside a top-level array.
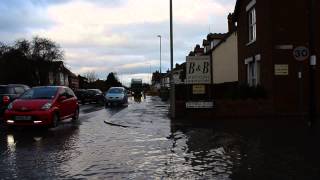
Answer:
[{"left": 293, "top": 46, "right": 309, "bottom": 61}]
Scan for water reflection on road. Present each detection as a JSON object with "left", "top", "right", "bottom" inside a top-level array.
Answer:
[{"left": 1, "top": 96, "right": 320, "bottom": 179}]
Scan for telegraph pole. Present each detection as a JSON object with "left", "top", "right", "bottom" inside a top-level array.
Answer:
[
  {"left": 309, "top": 0, "right": 317, "bottom": 126},
  {"left": 170, "top": 0, "right": 175, "bottom": 118}
]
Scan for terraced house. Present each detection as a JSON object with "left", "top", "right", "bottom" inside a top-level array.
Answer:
[{"left": 234, "top": 0, "right": 320, "bottom": 115}]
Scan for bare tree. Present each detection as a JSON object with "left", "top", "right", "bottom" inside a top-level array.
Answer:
[
  {"left": 31, "top": 36, "right": 64, "bottom": 62},
  {"left": 0, "top": 42, "right": 11, "bottom": 56},
  {"left": 83, "top": 71, "right": 98, "bottom": 83}
]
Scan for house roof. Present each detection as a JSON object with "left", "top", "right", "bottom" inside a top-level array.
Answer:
[
  {"left": 233, "top": 0, "right": 242, "bottom": 21},
  {"left": 207, "top": 29, "right": 237, "bottom": 54},
  {"left": 202, "top": 39, "right": 209, "bottom": 46},
  {"left": 194, "top": 44, "right": 204, "bottom": 54},
  {"left": 207, "top": 33, "right": 227, "bottom": 41}
]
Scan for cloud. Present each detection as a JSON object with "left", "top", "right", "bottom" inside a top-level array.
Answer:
[
  {"left": 0, "top": 0, "right": 236, "bottom": 85},
  {"left": 0, "top": 0, "right": 53, "bottom": 38}
]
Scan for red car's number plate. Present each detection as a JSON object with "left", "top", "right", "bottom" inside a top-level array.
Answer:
[{"left": 15, "top": 116, "right": 32, "bottom": 121}]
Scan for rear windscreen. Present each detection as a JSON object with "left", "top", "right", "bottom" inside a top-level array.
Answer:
[
  {"left": 108, "top": 88, "right": 124, "bottom": 94},
  {"left": 20, "top": 87, "right": 58, "bottom": 99}
]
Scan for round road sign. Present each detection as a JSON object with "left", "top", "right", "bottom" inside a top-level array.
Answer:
[{"left": 293, "top": 46, "right": 309, "bottom": 61}]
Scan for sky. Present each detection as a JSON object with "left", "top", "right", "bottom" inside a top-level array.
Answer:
[{"left": 0, "top": 0, "right": 236, "bottom": 85}]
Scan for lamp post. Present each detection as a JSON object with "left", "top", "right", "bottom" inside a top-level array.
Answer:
[
  {"left": 169, "top": 0, "right": 175, "bottom": 118},
  {"left": 157, "top": 35, "right": 162, "bottom": 74}
]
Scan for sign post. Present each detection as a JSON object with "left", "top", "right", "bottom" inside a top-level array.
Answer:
[{"left": 293, "top": 46, "right": 309, "bottom": 117}]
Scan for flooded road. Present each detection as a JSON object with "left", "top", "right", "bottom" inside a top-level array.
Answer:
[{"left": 1, "top": 96, "right": 320, "bottom": 179}]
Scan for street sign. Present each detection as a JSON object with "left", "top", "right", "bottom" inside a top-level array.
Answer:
[
  {"left": 186, "top": 56, "right": 211, "bottom": 84},
  {"left": 293, "top": 46, "right": 309, "bottom": 61}
]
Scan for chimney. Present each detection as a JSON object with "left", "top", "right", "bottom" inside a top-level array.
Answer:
[{"left": 228, "top": 13, "right": 235, "bottom": 32}]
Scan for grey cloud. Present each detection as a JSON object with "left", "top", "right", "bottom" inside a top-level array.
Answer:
[{"left": 0, "top": 0, "right": 53, "bottom": 33}]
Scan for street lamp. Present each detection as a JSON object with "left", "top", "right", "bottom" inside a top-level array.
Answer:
[{"left": 157, "top": 35, "right": 162, "bottom": 73}]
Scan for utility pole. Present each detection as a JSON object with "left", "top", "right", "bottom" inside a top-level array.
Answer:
[
  {"left": 157, "top": 35, "right": 162, "bottom": 73},
  {"left": 309, "top": 0, "right": 317, "bottom": 126},
  {"left": 170, "top": 0, "right": 175, "bottom": 118}
]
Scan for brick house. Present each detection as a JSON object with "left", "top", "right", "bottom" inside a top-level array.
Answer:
[
  {"left": 48, "top": 61, "right": 79, "bottom": 89},
  {"left": 233, "top": 0, "right": 320, "bottom": 114}
]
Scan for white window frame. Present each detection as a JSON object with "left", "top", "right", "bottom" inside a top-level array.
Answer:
[
  {"left": 245, "top": 55, "right": 261, "bottom": 86},
  {"left": 248, "top": 8, "right": 256, "bottom": 44}
]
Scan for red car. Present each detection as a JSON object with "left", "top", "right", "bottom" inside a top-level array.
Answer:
[{"left": 4, "top": 86, "right": 79, "bottom": 128}]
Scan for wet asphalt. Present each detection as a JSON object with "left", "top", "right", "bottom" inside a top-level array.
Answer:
[{"left": 1, "top": 96, "right": 320, "bottom": 179}]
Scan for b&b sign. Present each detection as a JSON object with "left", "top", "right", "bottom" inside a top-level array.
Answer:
[{"left": 186, "top": 56, "right": 211, "bottom": 84}]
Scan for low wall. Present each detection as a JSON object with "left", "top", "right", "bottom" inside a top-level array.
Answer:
[{"left": 176, "top": 99, "right": 274, "bottom": 119}]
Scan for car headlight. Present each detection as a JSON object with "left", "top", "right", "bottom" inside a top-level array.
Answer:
[
  {"left": 41, "top": 103, "right": 52, "bottom": 110},
  {"left": 7, "top": 103, "right": 13, "bottom": 110}
]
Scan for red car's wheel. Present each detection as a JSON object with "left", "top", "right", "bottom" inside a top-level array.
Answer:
[
  {"left": 51, "top": 113, "right": 59, "bottom": 128},
  {"left": 72, "top": 108, "right": 79, "bottom": 121}
]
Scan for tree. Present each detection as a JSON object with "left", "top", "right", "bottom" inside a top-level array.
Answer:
[
  {"left": 83, "top": 71, "right": 98, "bottom": 83},
  {"left": 14, "top": 39, "right": 31, "bottom": 58},
  {"left": 29, "top": 36, "right": 65, "bottom": 85},
  {"left": 31, "top": 36, "right": 64, "bottom": 62},
  {"left": 0, "top": 37, "right": 65, "bottom": 86},
  {"left": 105, "top": 72, "right": 122, "bottom": 88},
  {"left": 0, "top": 42, "right": 11, "bottom": 57}
]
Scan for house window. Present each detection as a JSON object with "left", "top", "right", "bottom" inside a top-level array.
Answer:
[
  {"left": 248, "top": 8, "right": 256, "bottom": 42},
  {"left": 246, "top": 57, "right": 260, "bottom": 86}
]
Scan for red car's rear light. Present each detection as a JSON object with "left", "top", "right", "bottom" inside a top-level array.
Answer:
[{"left": 3, "top": 96, "right": 10, "bottom": 105}]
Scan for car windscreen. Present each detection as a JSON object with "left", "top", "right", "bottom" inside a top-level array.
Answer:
[
  {"left": 108, "top": 88, "right": 124, "bottom": 94},
  {"left": 20, "top": 87, "right": 58, "bottom": 99}
]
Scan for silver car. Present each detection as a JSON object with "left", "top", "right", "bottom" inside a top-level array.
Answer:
[{"left": 105, "top": 87, "right": 128, "bottom": 106}]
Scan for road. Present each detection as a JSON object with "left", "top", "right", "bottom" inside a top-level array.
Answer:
[{"left": 1, "top": 96, "right": 320, "bottom": 179}]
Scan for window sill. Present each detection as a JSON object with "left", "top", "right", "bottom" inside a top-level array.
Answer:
[{"left": 246, "top": 40, "right": 256, "bottom": 46}]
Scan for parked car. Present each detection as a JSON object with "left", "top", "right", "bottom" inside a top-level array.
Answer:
[
  {"left": 74, "top": 89, "right": 89, "bottom": 104},
  {"left": 0, "top": 84, "right": 30, "bottom": 117},
  {"left": 86, "top": 89, "right": 105, "bottom": 104},
  {"left": 105, "top": 87, "right": 128, "bottom": 106},
  {"left": 4, "top": 86, "right": 79, "bottom": 128}
]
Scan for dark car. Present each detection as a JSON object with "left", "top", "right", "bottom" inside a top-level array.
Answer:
[
  {"left": 0, "top": 84, "right": 30, "bottom": 117},
  {"left": 86, "top": 89, "right": 105, "bottom": 104},
  {"left": 74, "top": 89, "right": 89, "bottom": 104},
  {"left": 4, "top": 86, "right": 79, "bottom": 128}
]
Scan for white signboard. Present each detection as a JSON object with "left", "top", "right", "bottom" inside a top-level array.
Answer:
[
  {"left": 293, "top": 46, "right": 309, "bottom": 61},
  {"left": 274, "top": 64, "right": 289, "bottom": 76},
  {"left": 186, "top": 56, "right": 211, "bottom": 84},
  {"left": 186, "top": 101, "right": 214, "bottom": 109}
]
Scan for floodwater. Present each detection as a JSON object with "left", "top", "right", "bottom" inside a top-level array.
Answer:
[{"left": 0, "top": 96, "right": 320, "bottom": 179}]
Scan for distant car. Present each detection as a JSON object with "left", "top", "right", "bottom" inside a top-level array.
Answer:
[
  {"left": 86, "top": 89, "right": 105, "bottom": 104},
  {"left": 74, "top": 89, "right": 89, "bottom": 104},
  {"left": 4, "top": 86, "right": 79, "bottom": 128},
  {"left": 105, "top": 87, "right": 128, "bottom": 106},
  {"left": 0, "top": 84, "right": 30, "bottom": 117}
]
